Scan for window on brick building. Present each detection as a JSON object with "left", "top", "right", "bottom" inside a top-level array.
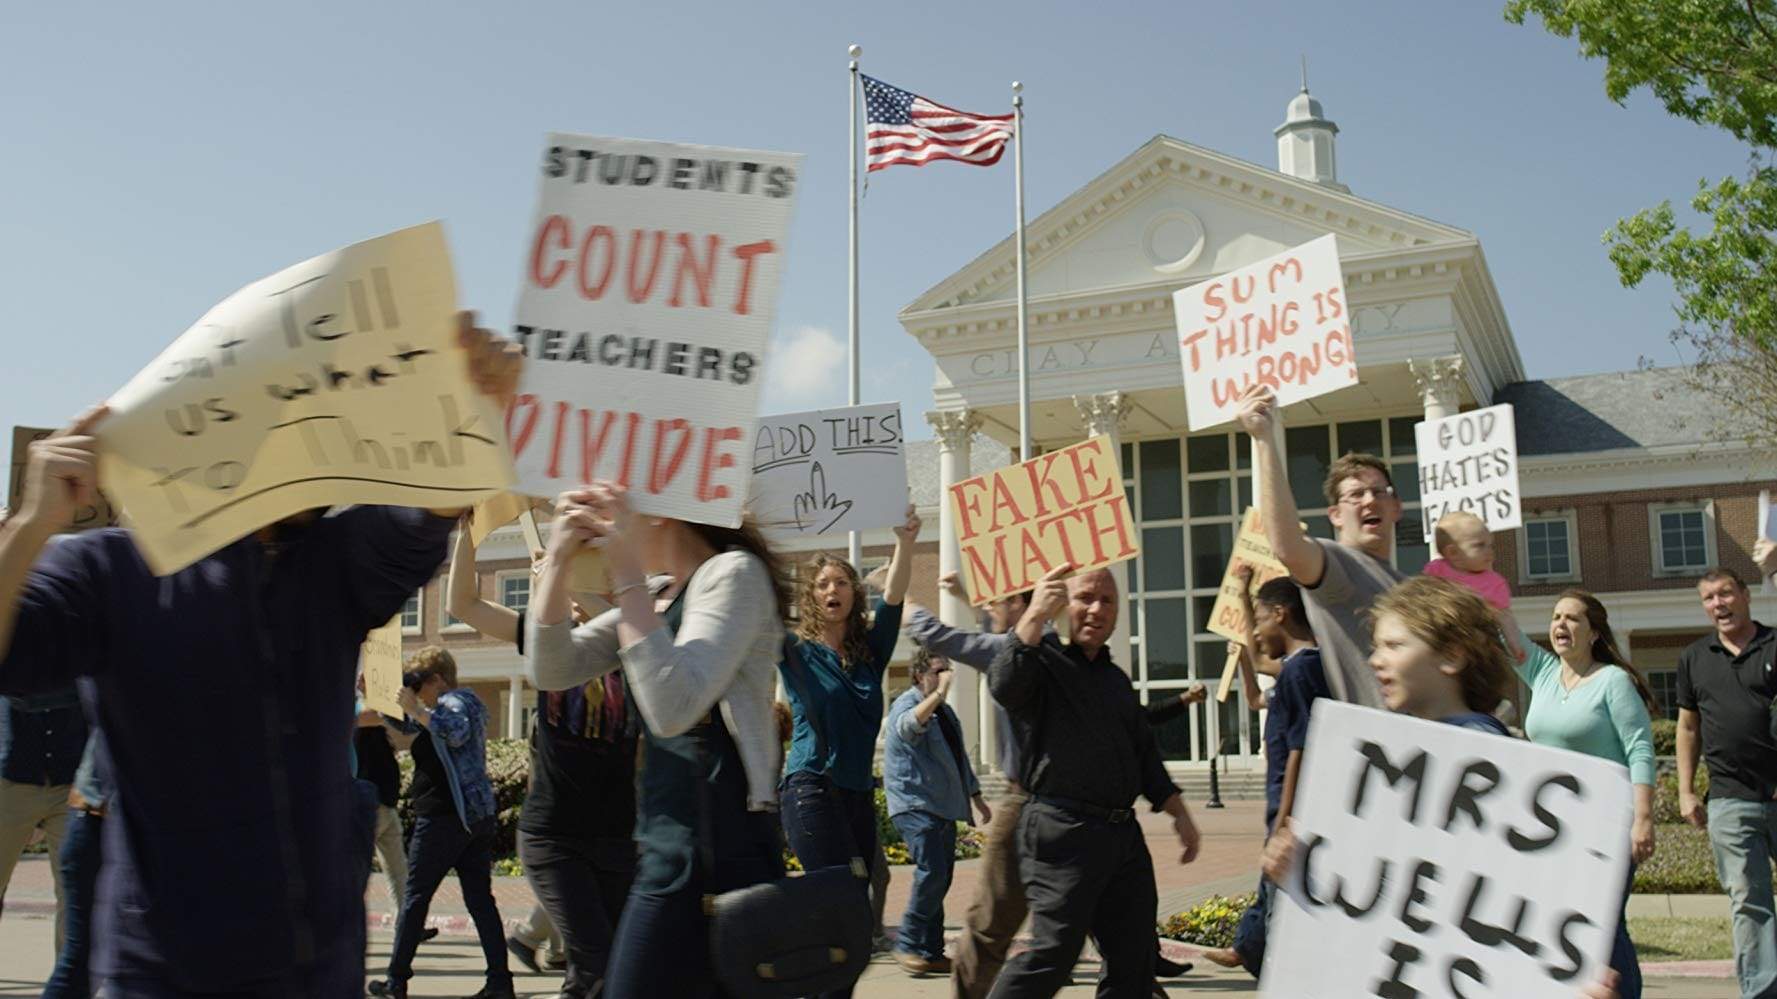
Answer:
[
  {"left": 1650, "top": 503, "right": 1715, "bottom": 575},
  {"left": 401, "top": 592, "right": 422, "bottom": 634},
  {"left": 498, "top": 573, "right": 531, "bottom": 612},
  {"left": 1517, "top": 511, "right": 1580, "bottom": 584},
  {"left": 1647, "top": 670, "right": 1680, "bottom": 721}
]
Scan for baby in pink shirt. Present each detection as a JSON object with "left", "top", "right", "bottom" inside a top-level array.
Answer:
[{"left": 1422, "top": 510, "right": 1512, "bottom": 610}]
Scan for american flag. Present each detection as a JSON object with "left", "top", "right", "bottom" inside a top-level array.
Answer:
[{"left": 862, "top": 75, "right": 1014, "bottom": 173}]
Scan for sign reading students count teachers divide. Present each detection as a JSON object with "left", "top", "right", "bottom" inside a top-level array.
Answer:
[
  {"left": 749, "top": 402, "right": 907, "bottom": 538},
  {"left": 1262, "top": 702, "right": 1632, "bottom": 998},
  {"left": 97, "top": 223, "right": 515, "bottom": 576},
  {"left": 507, "top": 134, "right": 803, "bottom": 527},
  {"left": 1173, "top": 234, "right": 1357, "bottom": 431},
  {"left": 1415, "top": 403, "right": 1522, "bottom": 535},
  {"left": 948, "top": 436, "right": 1137, "bottom": 605}
]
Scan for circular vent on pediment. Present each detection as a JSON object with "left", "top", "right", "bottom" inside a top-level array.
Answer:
[{"left": 1143, "top": 211, "right": 1206, "bottom": 274}]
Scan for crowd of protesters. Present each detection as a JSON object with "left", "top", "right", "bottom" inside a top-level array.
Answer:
[{"left": 4, "top": 342, "right": 1769, "bottom": 998}]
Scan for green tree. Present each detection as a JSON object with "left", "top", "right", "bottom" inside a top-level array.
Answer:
[{"left": 1507, "top": 0, "right": 1777, "bottom": 443}]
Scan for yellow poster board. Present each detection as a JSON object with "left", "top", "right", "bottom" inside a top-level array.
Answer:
[
  {"left": 360, "top": 613, "right": 406, "bottom": 718},
  {"left": 469, "top": 491, "right": 533, "bottom": 549},
  {"left": 1209, "top": 507, "right": 1294, "bottom": 702},
  {"left": 948, "top": 436, "right": 1138, "bottom": 606}
]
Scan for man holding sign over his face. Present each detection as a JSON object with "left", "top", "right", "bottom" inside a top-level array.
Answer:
[
  {"left": 985, "top": 562, "right": 1200, "bottom": 998},
  {"left": 0, "top": 241, "right": 523, "bottom": 999}
]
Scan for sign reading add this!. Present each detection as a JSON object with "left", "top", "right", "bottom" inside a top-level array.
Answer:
[
  {"left": 1415, "top": 403, "right": 1521, "bottom": 535},
  {"left": 1261, "top": 702, "right": 1632, "bottom": 999},
  {"left": 750, "top": 403, "right": 907, "bottom": 537},
  {"left": 10, "top": 427, "right": 118, "bottom": 532},
  {"left": 507, "top": 134, "right": 803, "bottom": 528},
  {"left": 1174, "top": 234, "right": 1357, "bottom": 431},
  {"left": 949, "top": 436, "right": 1137, "bottom": 606},
  {"left": 97, "top": 223, "right": 515, "bottom": 576}
]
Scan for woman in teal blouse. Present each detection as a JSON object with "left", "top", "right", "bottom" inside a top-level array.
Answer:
[{"left": 1520, "top": 589, "right": 1659, "bottom": 999}]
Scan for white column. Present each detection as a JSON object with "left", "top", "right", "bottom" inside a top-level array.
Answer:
[
  {"left": 928, "top": 409, "right": 985, "bottom": 765},
  {"left": 507, "top": 675, "right": 524, "bottom": 739},
  {"left": 1073, "top": 392, "right": 1135, "bottom": 676},
  {"left": 1410, "top": 355, "right": 1465, "bottom": 421}
]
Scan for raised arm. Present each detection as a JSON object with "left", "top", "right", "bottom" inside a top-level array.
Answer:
[
  {"left": 881, "top": 504, "right": 921, "bottom": 606},
  {"left": 904, "top": 606, "right": 1012, "bottom": 671},
  {"left": 1235, "top": 385, "right": 1325, "bottom": 586},
  {"left": 446, "top": 521, "right": 520, "bottom": 643}
]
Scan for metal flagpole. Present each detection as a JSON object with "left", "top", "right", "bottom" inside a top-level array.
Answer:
[
  {"left": 1012, "top": 81, "right": 1030, "bottom": 463},
  {"left": 847, "top": 44, "right": 863, "bottom": 571}
]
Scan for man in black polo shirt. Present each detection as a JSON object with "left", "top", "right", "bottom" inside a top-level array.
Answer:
[
  {"left": 988, "top": 563, "right": 1201, "bottom": 998},
  {"left": 1677, "top": 567, "right": 1777, "bottom": 997}
]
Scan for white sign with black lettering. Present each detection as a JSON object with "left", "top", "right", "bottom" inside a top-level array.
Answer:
[
  {"left": 1261, "top": 702, "right": 1632, "bottom": 998},
  {"left": 1414, "top": 403, "right": 1521, "bottom": 535},
  {"left": 748, "top": 402, "right": 906, "bottom": 538}
]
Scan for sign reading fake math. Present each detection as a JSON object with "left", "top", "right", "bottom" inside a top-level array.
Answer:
[
  {"left": 749, "top": 403, "right": 907, "bottom": 538},
  {"left": 97, "top": 223, "right": 515, "bottom": 575},
  {"left": 949, "top": 437, "right": 1137, "bottom": 605},
  {"left": 507, "top": 134, "right": 803, "bottom": 527},
  {"left": 1261, "top": 702, "right": 1631, "bottom": 998},
  {"left": 1174, "top": 234, "right": 1357, "bottom": 431},
  {"left": 1415, "top": 403, "right": 1521, "bottom": 535}
]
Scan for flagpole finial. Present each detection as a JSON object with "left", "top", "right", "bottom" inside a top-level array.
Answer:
[
  {"left": 1011, "top": 80, "right": 1023, "bottom": 93},
  {"left": 1300, "top": 55, "right": 1309, "bottom": 93},
  {"left": 849, "top": 44, "right": 862, "bottom": 59}
]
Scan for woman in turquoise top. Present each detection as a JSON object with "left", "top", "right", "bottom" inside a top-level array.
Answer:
[
  {"left": 779, "top": 504, "right": 919, "bottom": 995},
  {"left": 1520, "top": 589, "right": 1658, "bottom": 999}
]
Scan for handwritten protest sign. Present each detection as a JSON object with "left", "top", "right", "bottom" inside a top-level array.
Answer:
[
  {"left": 1174, "top": 234, "right": 1356, "bottom": 431},
  {"left": 470, "top": 492, "right": 533, "bottom": 549},
  {"left": 749, "top": 403, "right": 907, "bottom": 537},
  {"left": 507, "top": 134, "right": 802, "bottom": 528},
  {"left": 1415, "top": 403, "right": 1521, "bottom": 535},
  {"left": 96, "top": 223, "right": 514, "bottom": 575},
  {"left": 359, "top": 613, "right": 406, "bottom": 719},
  {"left": 1206, "top": 507, "right": 1291, "bottom": 701},
  {"left": 9, "top": 427, "right": 118, "bottom": 531},
  {"left": 1262, "top": 702, "right": 1631, "bottom": 998},
  {"left": 949, "top": 436, "right": 1137, "bottom": 605}
]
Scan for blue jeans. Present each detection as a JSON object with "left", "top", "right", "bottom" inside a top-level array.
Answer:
[
  {"left": 387, "top": 814, "right": 510, "bottom": 989},
  {"left": 1610, "top": 862, "right": 1642, "bottom": 999},
  {"left": 1708, "top": 798, "right": 1777, "bottom": 998},
  {"left": 1231, "top": 877, "right": 1273, "bottom": 978},
  {"left": 890, "top": 810, "right": 955, "bottom": 961},
  {"left": 780, "top": 771, "right": 875, "bottom": 999},
  {"left": 42, "top": 809, "right": 102, "bottom": 999}
]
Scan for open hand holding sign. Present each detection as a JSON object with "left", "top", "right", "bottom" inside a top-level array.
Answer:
[{"left": 791, "top": 461, "right": 853, "bottom": 533}]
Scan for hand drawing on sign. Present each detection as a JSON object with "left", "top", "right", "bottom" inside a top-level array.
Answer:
[{"left": 791, "top": 461, "right": 853, "bottom": 534}]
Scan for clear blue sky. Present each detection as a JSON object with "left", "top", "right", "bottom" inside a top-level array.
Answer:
[{"left": 3, "top": 2, "right": 1746, "bottom": 440}]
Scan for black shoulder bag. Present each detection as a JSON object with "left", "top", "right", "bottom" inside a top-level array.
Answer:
[{"left": 696, "top": 635, "right": 872, "bottom": 998}]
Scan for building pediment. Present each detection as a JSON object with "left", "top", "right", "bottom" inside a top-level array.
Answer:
[{"left": 900, "top": 134, "right": 1473, "bottom": 318}]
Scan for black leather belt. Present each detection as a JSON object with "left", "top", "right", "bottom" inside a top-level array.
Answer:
[{"left": 1032, "top": 793, "right": 1133, "bottom": 823}]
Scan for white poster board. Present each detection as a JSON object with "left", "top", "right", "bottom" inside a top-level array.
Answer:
[
  {"left": 1261, "top": 702, "right": 1631, "bottom": 998},
  {"left": 1174, "top": 234, "right": 1357, "bottom": 431},
  {"left": 359, "top": 613, "right": 406, "bottom": 719},
  {"left": 749, "top": 403, "right": 907, "bottom": 537},
  {"left": 97, "top": 223, "right": 515, "bottom": 575},
  {"left": 1414, "top": 403, "right": 1521, "bottom": 535},
  {"left": 507, "top": 134, "right": 803, "bottom": 527}
]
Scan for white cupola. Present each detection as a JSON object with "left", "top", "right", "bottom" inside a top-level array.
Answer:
[{"left": 1275, "top": 63, "right": 1347, "bottom": 192}]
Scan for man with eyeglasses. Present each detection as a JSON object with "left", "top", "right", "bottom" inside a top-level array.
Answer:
[{"left": 1236, "top": 384, "right": 1402, "bottom": 709}]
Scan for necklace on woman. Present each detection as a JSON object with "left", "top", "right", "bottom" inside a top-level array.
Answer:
[{"left": 1559, "top": 661, "right": 1597, "bottom": 700}]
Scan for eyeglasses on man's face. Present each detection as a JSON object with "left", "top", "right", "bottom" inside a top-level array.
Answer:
[{"left": 1337, "top": 485, "right": 1397, "bottom": 505}]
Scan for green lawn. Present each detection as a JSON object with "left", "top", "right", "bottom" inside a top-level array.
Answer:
[{"left": 1628, "top": 916, "right": 1735, "bottom": 962}]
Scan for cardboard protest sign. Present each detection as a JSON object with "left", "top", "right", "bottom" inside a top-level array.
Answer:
[
  {"left": 1206, "top": 507, "right": 1291, "bottom": 643},
  {"left": 96, "top": 223, "right": 514, "bottom": 575},
  {"left": 518, "top": 508, "right": 608, "bottom": 594},
  {"left": 1174, "top": 234, "right": 1356, "bottom": 431},
  {"left": 469, "top": 491, "right": 533, "bottom": 549},
  {"left": 749, "top": 403, "right": 907, "bottom": 537},
  {"left": 507, "top": 134, "right": 802, "bottom": 528},
  {"left": 949, "top": 436, "right": 1137, "bottom": 606},
  {"left": 9, "top": 427, "right": 118, "bottom": 531},
  {"left": 1415, "top": 403, "right": 1521, "bottom": 535},
  {"left": 359, "top": 613, "right": 406, "bottom": 719},
  {"left": 1262, "top": 701, "right": 1632, "bottom": 998}
]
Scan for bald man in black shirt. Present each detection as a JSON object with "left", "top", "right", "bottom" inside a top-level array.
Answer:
[{"left": 988, "top": 564, "right": 1201, "bottom": 998}]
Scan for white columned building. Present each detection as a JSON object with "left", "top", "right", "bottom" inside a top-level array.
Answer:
[{"left": 928, "top": 408, "right": 985, "bottom": 761}]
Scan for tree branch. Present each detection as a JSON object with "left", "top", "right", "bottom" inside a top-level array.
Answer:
[{"left": 1747, "top": 0, "right": 1777, "bottom": 50}]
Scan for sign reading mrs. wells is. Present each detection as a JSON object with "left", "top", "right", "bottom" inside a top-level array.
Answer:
[
  {"left": 97, "top": 223, "right": 514, "bottom": 575},
  {"left": 1261, "top": 702, "right": 1632, "bottom": 998},
  {"left": 1173, "top": 234, "right": 1357, "bottom": 431},
  {"left": 749, "top": 403, "right": 907, "bottom": 537},
  {"left": 507, "top": 134, "right": 803, "bottom": 527},
  {"left": 948, "top": 436, "right": 1137, "bottom": 605},
  {"left": 1415, "top": 403, "right": 1521, "bottom": 535}
]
